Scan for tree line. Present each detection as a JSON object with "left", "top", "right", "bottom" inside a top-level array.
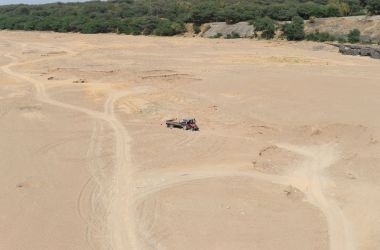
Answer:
[{"left": 0, "top": 0, "right": 379, "bottom": 35}]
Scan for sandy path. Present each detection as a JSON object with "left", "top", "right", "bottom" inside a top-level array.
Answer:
[
  {"left": 133, "top": 143, "right": 354, "bottom": 250},
  {"left": 278, "top": 144, "right": 355, "bottom": 250},
  {"left": 1, "top": 47, "right": 135, "bottom": 250}
]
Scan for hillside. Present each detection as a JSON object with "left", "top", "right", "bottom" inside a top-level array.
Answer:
[
  {"left": 305, "top": 15, "right": 380, "bottom": 42},
  {"left": 0, "top": 0, "right": 378, "bottom": 35},
  {"left": 199, "top": 15, "right": 380, "bottom": 44}
]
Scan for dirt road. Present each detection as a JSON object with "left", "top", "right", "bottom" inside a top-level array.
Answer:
[{"left": 1, "top": 43, "right": 135, "bottom": 249}]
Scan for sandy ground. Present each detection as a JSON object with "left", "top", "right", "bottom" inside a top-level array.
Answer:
[{"left": 0, "top": 31, "right": 380, "bottom": 250}]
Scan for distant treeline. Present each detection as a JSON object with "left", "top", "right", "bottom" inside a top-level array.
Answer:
[{"left": 0, "top": 0, "right": 379, "bottom": 35}]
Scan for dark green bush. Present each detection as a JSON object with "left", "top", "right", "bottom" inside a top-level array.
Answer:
[
  {"left": 153, "top": 20, "right": 176, "bottom": 36},
  {"left": 347, "top": 29, "right": 361, "bottom": 43},
  {"left": 306, "top": 30, "right": 336, "bottom": 42},
  {"left": 367, "top": 0, "right": 380, "bottom": 14},
  {"left": 253, "top": 17, "right": 276, "bottom": 39},
  {"left": 338, "top": 36, "right": 347, "bottom": 43},
  {"left": 193, "top": 24, "right": 201, "bottom": 34},
  {"left": 264, "top": 4, "right": 298, "bottom": 21},
  {"left": 283, "top": 16, "right": 305, "bottom": 41},
  {"left": 297, "top": 2, "right": 325, "bottom": 19}
]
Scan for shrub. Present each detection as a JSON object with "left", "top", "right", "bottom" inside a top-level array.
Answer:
[
  {"left": 264, "top": 4, "right": 297, "bottom": 21},
  {"left": 323, "top": 4, "right": 341, "bottom": 17},
  {"left": 306, "top": 30, "right": 335, "bottom": 42},
  {"left": 283, "top": 16, "right": 305, "bottom": 41},
  {"left": 253, "top": 17, "right": 276, "bottom": 39},
  {"left": 153, "top": 20, "right": 185, "bottom": 36},
  {"left": 297, "top": 2, "right": 325, "bottom": 19},
  {"left": 193, "top": 24, "right": 201, "bottom": 34},
  {"left": 342, "top": 0, "right": 362, "bottom": 15},
  {"left": 347, "top": 29, "right": 361, "bottom": 43},
  {"left": 367, "top": 0, "right": 380, "bottom": 14},
  {"left": 338, "top": 36, "right": 347, "bottom": 43}
]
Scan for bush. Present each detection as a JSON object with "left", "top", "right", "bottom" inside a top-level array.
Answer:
[
  {"left": 347, "top": 29, "right": 361, "bottom": 43},
  {"left": 323, "top": 4, "right": 341, "bottom": 17},
  {"left": 253, "top": 17, "right": 276, "bottom": 39},
  {"left": 264, "top": 4, "right": 298, "bottom": 21},
  {"left": 342, "top": 0, "right": 362, "bottom": 15},
  {"left": 283, "top": 16, "right": 305, "bottom": 41},
  {"left": 338, "top": 36, "right": 347, "bottom": 43},
  {"left": 297, "top": 2, "right": 325, "bottom": 19},
  {"left": 306, "top": 30, "right": 335, "bottom": 42},
  {"left": 367, "top": 0, "right": 380, "bottom": 14},
  {"left": 153, "top": 20, "right": 185, "bottom": 36},
  {"left": 193, "top": 24, "right": 201, "bottom": 34}
]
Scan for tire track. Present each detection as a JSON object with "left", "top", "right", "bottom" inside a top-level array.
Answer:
[
  {"left": 1, "top": 47, "right": 136, "bottom": 250},
  {"left": 132, "top": 143, "right": 355, "bottom": 250}
]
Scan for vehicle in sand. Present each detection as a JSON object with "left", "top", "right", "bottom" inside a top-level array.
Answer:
[{"left": 166, "top": 118, "right": 199, "bottom": 131}]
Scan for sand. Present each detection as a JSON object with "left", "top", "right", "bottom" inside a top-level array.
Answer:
[{"left": 0, "top": 31, "right": 380, "bottom": 250}]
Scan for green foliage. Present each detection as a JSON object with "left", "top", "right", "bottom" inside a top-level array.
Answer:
[
  {"left": 154, "top": 20, "right": 185, "bottom": 36},
  {"left": 297, "top": 2, "right": 325, "bottom": 19},
  {"left": 338, "top": 36, "right": 347, "bottom": 43},
  {"left": 0, "top": 0, "right": 371, "bottom": 36},
  {"left": 264, "top": 4, "right": 297, "bottom": 21},
  {"left": 367, "top": 0, "right": 380, "bottom": 14},
  {"left": 324, "top": 4, "right": 342, "bottom": 17},
  {"left": 306, "top": 30, "right": 336, "bottom": 41},
  {"left": 283, "top": 16, "right": 305, "bottom": 41},
  {"left": 253, "top": 17, "right": 276, "bottom": 39},
  {"left": 343, "top": 0, "right": 363, "bottom": 15},
  {"left": 193, "top": 24, "right": 201, "bottom": 34},
  {"left": 347, "top": 28, "right": 361, "bottom": 43}
]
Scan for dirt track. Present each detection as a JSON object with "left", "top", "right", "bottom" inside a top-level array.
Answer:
[{"left": 1, "top": 31, "right": 380, "bottom": 250}]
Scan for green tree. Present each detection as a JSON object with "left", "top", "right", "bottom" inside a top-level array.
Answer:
[
  {"left": 283, "top": 16, "right": 305, "bottom": 41},
  {"left": 297, "top": 2, "right": 325, "bottom": 19},
  {"left": 253, "top": 17, "right": 276, "bottom": 39},
  {"left": 367, "top": 0, "right": 380, "bottom": 14}
]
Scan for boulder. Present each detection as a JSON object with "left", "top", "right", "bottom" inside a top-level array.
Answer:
[{"left": 337, "top": 44, "right": 380, "bottom": 59}]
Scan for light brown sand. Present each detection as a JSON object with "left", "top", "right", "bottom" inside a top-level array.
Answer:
[{"left": 1, "top": 31, "right": 380, "bottom": 250}]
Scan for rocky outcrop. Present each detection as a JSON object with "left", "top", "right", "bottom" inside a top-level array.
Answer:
[
  {"left": 201, "top": 22, "right": 254, "bottom": 38},
  {"left": 337, "top": 44, "right": 380, "bottom": 59}
]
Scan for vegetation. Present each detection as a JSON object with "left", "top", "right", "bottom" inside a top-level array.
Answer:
[
  {"left": 347, "top": 28, "right": 361, "bottom": 43},
  {"left": 367, "top": 0, "right": 380, "bottom": 14},
  {"left": 0, "top": 0, "right": 376, "bottom": 36},
  {"left": 306, "top": 30, "right": 336, "bottom": 42},
  {"left": 283, "top": 16, "right": 305, "bottom": 41},
  {"left": 253, "top": 17, "right": 276, "bottom": 39},
  {"left": 193, "top": 24, "right": 201, "bottom": 34},
  {"left": 304, "top": 29, "right": 364, "bottom": 43}
]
